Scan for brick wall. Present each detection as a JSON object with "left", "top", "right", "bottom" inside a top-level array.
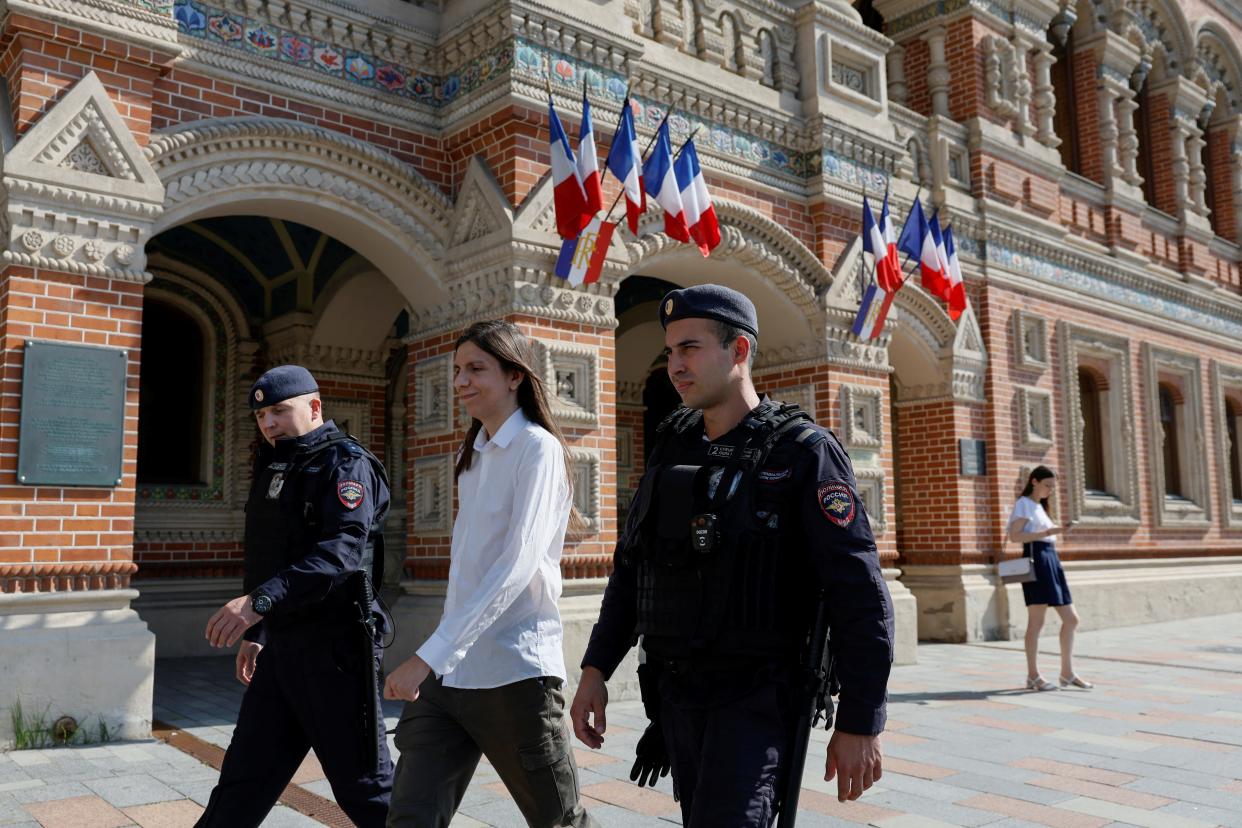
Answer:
[{"left": 0, "top": 267, "right": 142, "bottom": 592}]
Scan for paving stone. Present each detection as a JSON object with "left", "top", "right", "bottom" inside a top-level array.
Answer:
[
  {"left": 122, "top": 799, "right": 204, "bottom": 828},
  {"left": 21, "top": 794, "right": 131, "bottom": 828},
  {"left": 1058, "top": 795, "right": 1218, "bottom": 828}
]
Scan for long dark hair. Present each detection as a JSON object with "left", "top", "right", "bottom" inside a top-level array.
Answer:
[
  {"left": 1021, "top": 465, "right": 1055, "bottom": 513},
  {"left": 452, "top": 320, "right": 584, "bottom": 530}
]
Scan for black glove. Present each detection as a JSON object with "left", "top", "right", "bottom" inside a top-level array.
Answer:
[{"left": 630, "top": 721, "right": 671, "bottom": 788}]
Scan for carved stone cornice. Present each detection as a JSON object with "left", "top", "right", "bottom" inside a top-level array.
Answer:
[
  {"left": 0, "top": 0, "right": 180, "bottom": 54},
  {"left": 265, "top": 343, "right": 390, "bottom": 380},
  {"left": 0, "top": 561, "right": 137, "bottom": 594}
]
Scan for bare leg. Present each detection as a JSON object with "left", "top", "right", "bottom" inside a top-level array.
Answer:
[
  {"left": 1054, "top": 604, "right": 1080, "bottom": 680},
  {"left": 1025, "top": 604, "right": 1047, "bottom": 679}
]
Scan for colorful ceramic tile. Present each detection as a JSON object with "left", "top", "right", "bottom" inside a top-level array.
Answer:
[
  {"left": 245, "top": 25, "right": 277, "bottom": 54},
  {"left": 346, "top": 54, "right": 375, "bottom": 82},
  {"left": 313, "top": 43, "right": 344, "bottom": 74},
  {"left": 207, "top": 13, "right": 242, "bottom": 41},
  {"left": 280, "top": 34, "right": 310, "bottom": 63},
  {"left": 376, "top": 64, "right": 406, "bottom": 91},
  {"left": 174, "top": 0, "right": 206, "bottom": 32}
]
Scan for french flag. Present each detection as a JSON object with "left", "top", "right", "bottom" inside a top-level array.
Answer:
[
  {"left": 606, "top": 99, "right": 645, "bottom": 235},
  {"left": 555, "top": 214, "right": 616, "bottom": 286},
  {"left": 928, "top": 211, "right": 953, "bottom": 303},
  {"left": 852, "top": 281, "right": 896, "bottom": 340},
  {"left": 673, "top": 139, "right": 720, "bottom": 256},
  {"left": 548, "top": 99, "right": 591, "bottom": 240},
  {"left": 864, "top": 195, "right": 902, "bottom": 294},
  {"left": 897, "top": 198, "right": 946, "bottom": 300},
  {"left": 942, "top": 226, "right": 968, "bottom": 320},
  {"left": 642, "top": 119, "right": 690, "bottom": 243},
  {"left": 577, "top": 92, "right": 603, "bottom": 220}
]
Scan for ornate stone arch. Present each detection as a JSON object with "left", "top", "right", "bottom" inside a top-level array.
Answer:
[
  {"left": 1116, "top": 0, "right": 1194, "bottom": 73},
  {"left": 144, "top": 117, "right": 452, "bottom": 310},
  {"left": 1195, "top": 19, "right": 1242, "bottom": 113}
]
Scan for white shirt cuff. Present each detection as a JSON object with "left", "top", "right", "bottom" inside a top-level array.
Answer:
[{"left": 416, "top": 632, "right": 463, "bottom": 677}]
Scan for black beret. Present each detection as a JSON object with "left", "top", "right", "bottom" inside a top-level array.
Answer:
[
  {"left": 249, "top": 365, "right": 318, "bottom": 410},
  {"left": 659, "top": 284, "right": 758, "bottom": 338}
]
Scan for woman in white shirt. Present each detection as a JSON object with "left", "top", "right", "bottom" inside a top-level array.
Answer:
[
  {"left": 383, "top": 320, "right": 596, "bottom": 828},
  {"left": 1005, "top": 466, "right": 1092, "bottom": 692}
]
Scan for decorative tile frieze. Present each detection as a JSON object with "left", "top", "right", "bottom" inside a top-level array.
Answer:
[{"left": 411, "top": 454, "right": 452, "bottom": 536}]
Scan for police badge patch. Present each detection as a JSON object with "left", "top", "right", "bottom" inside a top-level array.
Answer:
[
  {"left": 266, "top": 473, "right": 285, "bottom": 499},
  {"left": 818, "top": 481, "right": 855, "bottom": 527},
  {"left": 337, "top": 480, "right": 365, "bottom": 509}
]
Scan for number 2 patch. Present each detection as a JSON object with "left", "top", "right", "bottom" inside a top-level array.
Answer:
[
  {"left": 817, "top": 481, "right": 855, "bottom": 527},
  {"left": 337, "top": 480, "right": 365, "bottom": 510}
]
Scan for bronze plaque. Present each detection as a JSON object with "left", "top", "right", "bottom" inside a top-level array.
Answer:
[{"left": 18, "top": 340, "right": 128, "bottom": 487}]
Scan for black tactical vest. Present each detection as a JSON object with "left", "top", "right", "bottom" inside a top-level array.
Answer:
[
  {"left": 625, "top": 402, "right": 822, "bottom": 665},
  {"left": 243, "top": 430, "right": 388, "bottom": 613}
]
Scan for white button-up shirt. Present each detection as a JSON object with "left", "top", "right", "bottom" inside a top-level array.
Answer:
[{"left": 416, "top": 408, "right": 571, "bottom": 688}]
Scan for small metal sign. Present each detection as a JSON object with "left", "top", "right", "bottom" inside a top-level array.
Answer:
[
  {"left": 18, "top": 340, "right": 127, "bottom": 487},
  {"left": 959, "top": 438, "right": 987, "bottom": 477}
]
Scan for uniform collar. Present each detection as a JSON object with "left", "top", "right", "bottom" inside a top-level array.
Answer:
[
  {"left": 270, "top": 420, "right": 337, "bottom": 460},
  {"left": 474, "top": 408, "right": 528, "bottom": 452}
]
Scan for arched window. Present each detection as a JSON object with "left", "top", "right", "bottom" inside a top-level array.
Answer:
[
  {"left": 1050, "top": 27, "right": 1082, "bottom": 175},
  {"left": 1227, "top": 397, "right": 1242, "bottom": 503},
  {"left": 1134, "top": 80, "right": 1159, "bottom": 208},
  {"left": 719, "top": 13, "right": 742, "bottom": 73},
  {"left": 1079, "top": 368, "right": 1106, "bottom": 493},
  {"left": 137, "top": 298, "right": 206, "bottom": 484},
  {"left": 1159, "top": 383, "right": 1182, "bottom": 497}
]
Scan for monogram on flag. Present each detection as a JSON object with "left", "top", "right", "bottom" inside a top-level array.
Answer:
[{"left": 555, "top": 214, "right": 617, "bottom": 286}]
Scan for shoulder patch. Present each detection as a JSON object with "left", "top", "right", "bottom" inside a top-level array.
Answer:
[
  {"left": 337, "top": 480, "right": 365, "bottom": 510},
  {"left": 817, "top": 480, "right": 855, "bottom": 527}
]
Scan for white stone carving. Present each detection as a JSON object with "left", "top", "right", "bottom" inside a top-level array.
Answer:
[
  {"left": 411, "top": 454, "right": 452, "bottom": 536},
  {"left": 1017, "top": 386, "right": 1054, "bottom": 449},
  {"left": 535, "top": 341, "right": 600, "bottom": 427},
  {"left": 414, "top": 354, "right": 454, "bottom": 437},
  {"left": 1, "top": 72, "right": 165, "bottom": 282},
  {"left": 855, "top": 468, "right": 887, "bottom": 536},
  {"left": 569, "top": 449, "right": 602, "bottom": 536},
  {"left": 617, "top": 427, "right": 636, "bottom": 472},
  {"left": 1142, "top": 344, "right": 1209, "bottom": 526},
  {"left": 1013, "top": 309, "right": 1049, "bottom": 371},
  {"left": 841, "top": 384, "right": 883, "bottom": 448},
  {"left": 449, "top": 157, "right": 514, "bottom": 250},
  {"left": 325, "top": 398, "right": 372, "bottom": 447},
  {"left": 1058, "top": 322, "right": 1140, "bottom": 526},
  {"left": 770, "top": 382, "right": 816, "bottom": 421}
]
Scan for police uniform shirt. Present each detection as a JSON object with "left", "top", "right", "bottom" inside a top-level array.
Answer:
[
  {"left": 246, "top": 420, "right": 388, "bottom": 633},
  {"left": 415, "top": 408, "right": 572, "bottom": 688},
  {"left": 583, "top": 400, "right": 895, "bottom": 736}
]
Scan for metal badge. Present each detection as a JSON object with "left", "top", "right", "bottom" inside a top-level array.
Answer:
[{"left": 266, "top": 472, "right": 285, "bottom": 499}]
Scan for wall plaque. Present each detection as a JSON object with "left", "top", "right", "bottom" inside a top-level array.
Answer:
[
  {"left": 18, "top": 340, "right": 128, "bottom": 487},
  {"left": 959, "top": 438, "right": 987, "bottom": 477}
]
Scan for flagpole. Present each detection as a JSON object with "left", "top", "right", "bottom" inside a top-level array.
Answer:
[{"left": 600, "top": 103, "right": 677, "bottom": 226}]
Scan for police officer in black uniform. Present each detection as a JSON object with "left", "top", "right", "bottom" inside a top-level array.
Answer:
[
  {"left": 570, "top": 285, "right": 895, "bottom": 827},
  {"left": 196, "top": 365, "right": 394, "bottom": 828}
]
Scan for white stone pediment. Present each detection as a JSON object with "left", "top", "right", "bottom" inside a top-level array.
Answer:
[
  {"left": 2, "top": 72, "right": 163, "bottom": 204},
  {"left": 449, "top": 156, "right": 514, "bottom": 250},
  {"left": 1, "top": 72, "right": 165, "bottom": 281},
  {"left": 822, "top": 235, "right": 867, "bottom": 309}
]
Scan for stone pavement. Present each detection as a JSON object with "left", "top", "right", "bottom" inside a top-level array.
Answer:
[{"left": 1, "top": 612, "right": 1240, "bottom": 827}]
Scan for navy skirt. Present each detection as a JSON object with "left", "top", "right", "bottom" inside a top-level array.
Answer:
[{"left": 1021, "top": 540, "right": 1073, "bottom": 607}]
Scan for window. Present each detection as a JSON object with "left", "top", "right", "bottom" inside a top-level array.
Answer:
[
  {"left": 1078, "top": 369, "right": 1106, "bottom": 493},
  {"left": 1210, "top": 362, "right": 1242, "bottom": 527},
  {"left": 1228, "top": 397, "right": 1242, "bottom": 503},
  {"left": 137, "top": 299, "right": 206, "bottom": 485},
  {"left": 1143, "top": 345, "right": 1208, "bottom": 525},
  {"left": 1158, "top": 383, "right": 1182, "bottom": 498},
  {"left": 1050, "top": 28, "right": 1081, "bottom": 174}
]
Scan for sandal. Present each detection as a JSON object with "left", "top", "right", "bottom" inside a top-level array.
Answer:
[
  {"left": 1025, "top": 675, "right": 1059, "bottom": 691},
  {"left": 1059, "top": 674, "right": 1093, "bottom": 689}
]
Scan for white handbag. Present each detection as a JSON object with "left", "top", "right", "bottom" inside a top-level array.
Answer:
[{"left": 998, "top": 557, "right": 1036, "bottom": 584}]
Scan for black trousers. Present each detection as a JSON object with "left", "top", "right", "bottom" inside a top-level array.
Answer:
[
  {"left": 195, "top": 625, "right": 393, "bottom": 828},
  {"left": 660, "top": 668, "right": 794, "bottom": 828}
]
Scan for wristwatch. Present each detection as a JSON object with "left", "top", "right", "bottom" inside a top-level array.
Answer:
[{"left": 251, "top": 593, "right": 273, "bottom": 615}]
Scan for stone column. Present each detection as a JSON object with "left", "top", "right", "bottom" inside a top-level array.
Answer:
[
  {"left": 1032, "top": 41, "right": 1059, "bottom": 148},
  {"left": 887, "top": 44, "right": 907, "bottom": 106},
  {"left": 1187, "top": 126, "right": 1208, "bottom": 218},
  {"left": 1169, "top": 118, "right": 1191, "bottom": 210},
  {"left": 1116, "top": 92, "right": 1142, "bottom": 186},
  {"left": 925, "top": 26, "right": 951, "bottom": 117}
]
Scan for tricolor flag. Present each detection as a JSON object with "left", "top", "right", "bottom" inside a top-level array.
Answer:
[
  {"left": 577, "top": 92, "right": 604, "bottom": 219},
  {"left": 851, "top": 281, "right": 897, "bottom": 340},
  {"left": 864, "top": 195, "right": 902, "bottom": 294},
  {"left": 942, "top": 225, "right": 968, "bottom": 320},
  {"left": 673, "top": 140, "right": 720, "bottom": 257},
  {"left": 548, "top": 99, "right": 591, "bottom": 239},
  {"left": 642, "top": 119, "right": 690, "bottom": 243},
  {"left": 896, "top": 198, "right": 946, "bottom": 300},
  {"left": 606, "top": 100, "right": 645, "bottom": 235},
  {"left": 928, "top": 211, "right": 953, "bottom": 302},
  {"left": 555, "top": 214, "right": 617, "bottom": 286}
]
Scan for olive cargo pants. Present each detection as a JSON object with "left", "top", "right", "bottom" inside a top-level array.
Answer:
[{"left": 386, "top": 674, "right": 596, "bottom": 828}]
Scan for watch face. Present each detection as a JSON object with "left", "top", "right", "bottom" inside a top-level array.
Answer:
[{"left": 253, "top": 594, "right": 272, "bottom": 615}]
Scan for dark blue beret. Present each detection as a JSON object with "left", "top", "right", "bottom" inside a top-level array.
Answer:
[
  {"left": 659, "top": 284, "right": 758, "bottom": 338},
  {"left": 249, "top": 365, "right": 318, "bottom": 410}
]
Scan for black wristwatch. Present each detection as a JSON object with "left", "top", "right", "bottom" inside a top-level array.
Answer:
[{"left": 251, "top": 593, "right": 273, "bottom": 615}]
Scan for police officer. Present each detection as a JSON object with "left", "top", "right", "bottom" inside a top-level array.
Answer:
[
  {"left": 196, "top": 365, "right": 393, "bottom": 828},
  {"left": 569, "top": 285, "right": 895, "bottom": 827}
]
